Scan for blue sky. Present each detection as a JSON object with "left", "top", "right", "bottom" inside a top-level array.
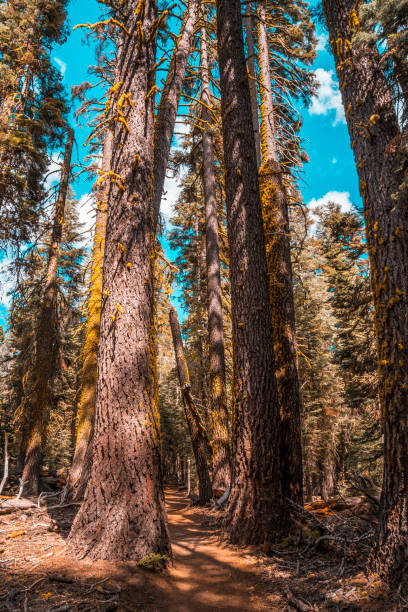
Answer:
[{"left": 0, "top": 1, "right": 361, "bottom": 330}]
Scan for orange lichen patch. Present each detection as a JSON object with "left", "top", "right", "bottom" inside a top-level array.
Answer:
[
  {"left": 349, "top": 9, "right": 360, "bottom": 32},
  {"left": 96, "top": 170, "right": 126, "bottom": 191},
  {"left": 116, "top": 93, "right": 133, "bottom": 109},
  {"left": 74, "top": 18, "right": 130, "bottom": 36},
  {"left": 115, "top": 110, "right": 130, "bottom": 132},
  {"left": 146, "top": 85, "right": 157, "bottom": 100},
  {"left": 133, "top": 154, "right": 141, "bottom": 170},
  {"left": 7, "top": 529, "right": 26, "bottom": 539},
  {"left": 304, "top": 499, "right": 349, "bottom": 517}
]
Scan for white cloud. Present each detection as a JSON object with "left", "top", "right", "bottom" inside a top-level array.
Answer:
[
  {"left": 0, "top": 254, "right": 14, "bottom": 311},
  {"left": 316, "top": 33, "right": 328, "bottom": 52},
  {"left": 54, "top": 57, "right": 67, "bottom": 78},
  {"left": 159, "top": 116, "right": 190, "bottom": 218},
  {"left": 161, "top": 170, "right": 186, "bottom": 218},
  {"left": 307, "top": 191, "right": 353, "bottom": 234},
  {"left": 174, "top": 120, "right": 190, "bottom": 148},
  {"left": 308, "top": 190, "right": 353, "bottom": 214},
  {"left": 309, "top": 68, "right": 345, "bottom": 126},
  {"left": 45, "top": 153, "right": 62, "bottom": 189},
  {"left": 77, "top": 193, "right": 96, "bottom": 241}
]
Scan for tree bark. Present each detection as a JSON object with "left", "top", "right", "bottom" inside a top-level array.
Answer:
[
  {"left": 322, "top": 0, "right": 408, "bottom": 585},
  {"left": 152, "top": 0, "right": 200, "bottom": 229},
  {"left": 169, "top": 307, "right": 213, "bottom": 504},
  {"left": 67, "top": 129, "right": 113, "bottom": 502},
  {"left": 243, "top": 9, "right": 262, "bottom": 168},
  {"left": 216, "top": 0, "right": 287, "bottom": 546},
  {"left": 21, "top": 128, "right": 74, "bottom": 496},
  {"left": 200, "top": 24, "right": 231, "bottom": 490},
  {"left": 256, "top": 0, "right": 303, "bottom": 505},
  {"left": 67, "top": 1, "right": 170, "bottom": 562}
]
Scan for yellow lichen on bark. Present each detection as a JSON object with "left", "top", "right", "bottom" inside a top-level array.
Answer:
[
  {"left": 68, "top": 130, "right": 113, "bottom": 492},
  {"left": 69, "top": 199, "right": 107, "bottom": 485}
]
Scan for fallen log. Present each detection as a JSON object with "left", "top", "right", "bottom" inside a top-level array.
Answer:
[
  {"left": 304, "top": 495, "right": 379, "bottom": 517},
  {"left": 215, "top": 487, "right": 230, "bottom": 508},
  {"left": 0, "top": 498, "right": 36, "bottom": 515}
]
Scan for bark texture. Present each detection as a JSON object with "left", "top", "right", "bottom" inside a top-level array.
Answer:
[
  {"left": 323, "top": 0, "right": 408, "bottom": 584},
  {"left": 243, "top": 10, "right": 262, "bottom": 168},
  {"left": 216, "top": 0, "right": 287, "bottom": 546},
  {"left": 153, "top": 0, "right": 200, "bottom": 228},
  {"left": 200, "top": 24, "right": 231, "bottom": 490},
  {"left": 21, "top": 128, "right": 74, "bottom": 496},
  {"left": 169, "top": 307, "right": 213, "bottom": 504},
  {"left": 257, "top": 0, "right": 303, "bottom": 505},
  {"left": 67, "top": 1, "right": 170, "bottom": 561},
  {"left": 67, "top": 129, "right": 113, "bottom": 502}
]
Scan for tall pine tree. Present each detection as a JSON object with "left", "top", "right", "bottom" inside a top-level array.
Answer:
[
  {"left": 323, "top": 0, "right": 408, "bottom": 583},
  {"left": 0, "top": 0, "right": 68, "bottom": 246},
  {"left": 67, "top": 0, "right": 171, "bottom": 562}
]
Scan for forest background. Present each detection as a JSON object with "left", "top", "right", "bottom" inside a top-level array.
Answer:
[
  {"left": 1, "top": 0, "right": 405, "bottom": 594},
  {"left": 0, "top": 0, "right": 360, "bottom": 329}
]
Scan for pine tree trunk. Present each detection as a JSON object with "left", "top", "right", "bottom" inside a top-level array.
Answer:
[
  {"left": 152, "top": 0, "right": 200, "bottom": 228},
  {"left": 169, "top": 308, "right": 213, "bottom": 504},
  {"left": 243, "top": 10, "right": 262, "bottom": 168},
  {"left": 67, "top": 129, "right": 113, "bottom": 501},
  {"left": 21, "top": 128, "right": 74, "bottom": 496},
  {"left": 323, "top": 0, "right": 408, "bottom": 584},
  {"left": 200, "top": 25, "right": 231, "bottom": 490},
  {"left": 256, "top": 0, "right": 303, "bottom": 505},
  {"left": 216, "top": 0, "right": 287, "bottom": 546},
  {"left": 67, "top": 1, "right": 170, "bottom": 561}
]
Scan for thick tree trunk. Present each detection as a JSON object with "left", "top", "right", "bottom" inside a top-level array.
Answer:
[
  {"left": 200, "top": 25, "right": 231, "bottom": 490},
  {"left": 169, "top": 307, "right": 213, "bottom": 504},
  {"left": 67, "top": 129, "right": 113, "bottom": 502},
  {"left": 67, "top": 1, "right": 170, "bottom": 562},
  {"left": 323, "top": 0, "right": 408, "bottom": 585},
  {"left": 243, "top": 9, "right": 262, "bottom": 167},
  {"left": 216, "top": 0, "right": 287, "bottom": 546},
  {"left": 152, "top": 0, "right": 200, "bottom": 229},
  {"left": 256, "top": 0, "right": 303, "bottom": 505},
  {"left": 21, "top": 128, "right": 74, "bottom": 496}
]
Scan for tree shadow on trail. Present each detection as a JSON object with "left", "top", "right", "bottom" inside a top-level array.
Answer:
[
  {"left": 0, "top": 487, "right": 399, "bottom": 611},
  {"left": 0, "top": 486, "right": 274, "bottom": 611}
]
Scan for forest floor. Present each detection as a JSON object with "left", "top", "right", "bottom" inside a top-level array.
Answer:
[{"left": 0, "top": 486, "right": 403, "bottom": 611}]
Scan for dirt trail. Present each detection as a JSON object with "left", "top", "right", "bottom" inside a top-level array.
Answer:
[
  {"left": 1, "top": 486, "right": 397, "bottom": 610},
  {"left": 0, "top": 486, "right": 281, "bottom": 611},
  {"left": 164, "top": 486, "right": 277, "bottom": 611}
]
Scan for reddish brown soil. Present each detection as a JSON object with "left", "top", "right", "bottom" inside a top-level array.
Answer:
[
  {"left": 0, "top": 487, "right": 401, "bottom": 611},
  {"left": 164, "top": 487, "right": 278, "bottom": 610},
  {"left": 0, "top": 487, "right": 280, "bottom": 611}
]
